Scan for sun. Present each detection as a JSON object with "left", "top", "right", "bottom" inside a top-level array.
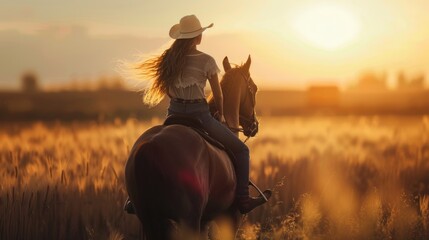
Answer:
[{"left": 292, "top": 4, "right": 361, "bottom": 50}]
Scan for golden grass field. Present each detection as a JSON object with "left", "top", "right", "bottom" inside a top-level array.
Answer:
[{"left": 1, "top": 116, "right": 429, "bottom": 239}]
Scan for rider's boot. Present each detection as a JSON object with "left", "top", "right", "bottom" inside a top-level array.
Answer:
[{"left": 236, "top": 189, "right": 272, "bottom": 214}]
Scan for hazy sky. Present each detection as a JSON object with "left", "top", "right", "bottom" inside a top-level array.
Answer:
[{"left": 1, "top": 0, "right": 429, "bottom": 90}]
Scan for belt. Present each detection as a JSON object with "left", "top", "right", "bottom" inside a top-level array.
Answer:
[{"left": 171, "top": 98, "right": 206, "bottom": 104}]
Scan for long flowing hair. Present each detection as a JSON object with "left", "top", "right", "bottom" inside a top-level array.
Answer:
[{"left": 127, "top": 37, "right": 198, "bottom": 106}]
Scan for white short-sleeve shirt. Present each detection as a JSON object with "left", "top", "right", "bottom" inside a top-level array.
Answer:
[{"left": 168, "top": 52, "right": 220, "bottom": 100}]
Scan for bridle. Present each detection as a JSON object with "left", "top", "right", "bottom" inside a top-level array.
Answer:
[{"left": 228, "top": 73, "right": 259, "bottom": 143}]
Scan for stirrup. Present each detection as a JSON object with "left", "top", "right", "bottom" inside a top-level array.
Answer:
[{"left": 249, "top": 180, "right": 270, "bottom": 202}]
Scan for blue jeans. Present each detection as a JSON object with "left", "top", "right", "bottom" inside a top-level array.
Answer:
[{"left": 167, "top": 100, "right": 250, "bottom": 196}]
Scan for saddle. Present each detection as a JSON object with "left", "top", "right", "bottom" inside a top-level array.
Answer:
[{"left": 163, "top": 114, "right": 233, "bottom": 157}]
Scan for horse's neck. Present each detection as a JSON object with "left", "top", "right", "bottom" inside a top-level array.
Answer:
[{"left": 223, "top": 81, "right": 242, "bottom": 135}]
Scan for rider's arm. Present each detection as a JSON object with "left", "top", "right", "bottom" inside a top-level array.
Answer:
[{"left": 208, "top": 73, "right": 224, "bottom": 121}]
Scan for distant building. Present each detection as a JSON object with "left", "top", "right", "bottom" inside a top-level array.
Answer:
[{"left": 306, "top": 85, "right": 340, "bottom": 108}]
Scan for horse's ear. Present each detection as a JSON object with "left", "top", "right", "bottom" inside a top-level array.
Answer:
[
  {"left": 243, "top": 55, "right": 251, "bottom": 72},
  {"left": 223, "top": 56, "right": 232, "bottom": 72}
]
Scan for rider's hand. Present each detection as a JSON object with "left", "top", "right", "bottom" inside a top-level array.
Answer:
[{"left": 219, "top": 115, "right": 226, "bottom": 125}]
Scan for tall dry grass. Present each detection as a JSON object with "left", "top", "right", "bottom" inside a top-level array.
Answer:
[
  {"left": 1, "top": 116, "right": 429, "bottom": 239},
  {"left": 244, "top": 116, "right": 429, "bottom": 240}
]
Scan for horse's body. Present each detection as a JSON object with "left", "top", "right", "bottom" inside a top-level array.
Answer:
[
  {"left": 125, "top": 125, "right": 237, "bottom": 239},
  {"left": 125, "top": 56, "right": 258, "bottom": 239}
]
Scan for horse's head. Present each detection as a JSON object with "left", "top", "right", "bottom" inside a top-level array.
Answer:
[{"left": 222, "top": 55, "right": 259, "bottom": 137}]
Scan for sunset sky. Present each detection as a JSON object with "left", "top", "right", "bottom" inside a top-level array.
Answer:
[{"left": 1, "top": 0, "right": 429, "bottom": 90}]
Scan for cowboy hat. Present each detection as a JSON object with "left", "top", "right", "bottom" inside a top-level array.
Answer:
[{"left": 169, "top": 15, "right": 213, "bottom": 39}]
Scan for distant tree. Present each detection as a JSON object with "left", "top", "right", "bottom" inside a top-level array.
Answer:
[
  {"left": 396, "top": 71, "right": 425, "bottom": 90},
  {"left": 96, "top": 76, "right": 110, "bottom": 90},
  {"left": 110, "top": 76, "right": 125, "bottom": 90},
  {"left": 353, "top": 70, "right": 388, "bottom": 91},
  {"left": 96, "top": 76, "right": 125, "bottom": 91},
  {"left": 396, "top": 71, "right": 407, "bottom": 89},
  {"left": 21, "top": 71, "right": 39, "bottom": 92},
  {"left": 409, "top": 74, "right": 425, "bottom": 89}
]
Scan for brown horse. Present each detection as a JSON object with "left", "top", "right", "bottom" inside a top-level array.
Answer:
[{"left": 125, "top": 56, "right": 259, "bottom": 239}]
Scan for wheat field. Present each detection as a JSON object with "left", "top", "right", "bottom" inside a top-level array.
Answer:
[{"left": 1, "top": 116, "right": 429, "bottom": 239}]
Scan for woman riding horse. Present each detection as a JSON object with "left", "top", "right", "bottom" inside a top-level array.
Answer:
[{"left": 124, "top": 15, "right": 272, "bottom": 239}]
